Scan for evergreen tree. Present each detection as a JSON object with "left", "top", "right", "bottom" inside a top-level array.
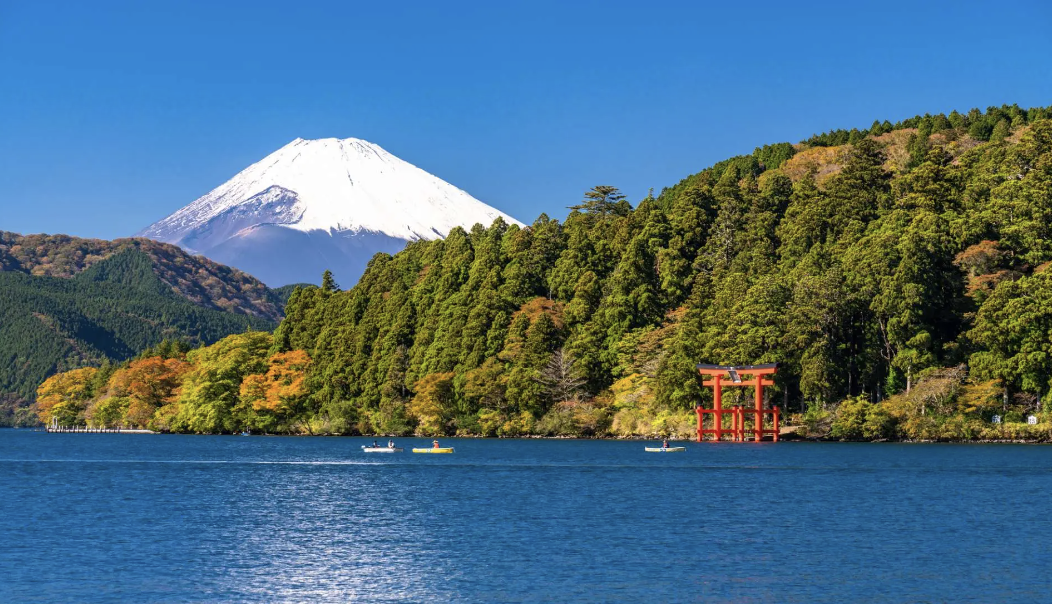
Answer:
[
  {"left": 321, "top": 269, "right": 340, "bottom": 293},
  {"left": 990, "top": 119, "right": 1011, "bottom": 143},
  {"left": 570, "top": 185, "right": 628, "bottom": 215}
]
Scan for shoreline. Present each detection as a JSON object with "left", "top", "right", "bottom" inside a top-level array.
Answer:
[{"left": 10, "top": 426, "right": 1051, "bottom": 444}]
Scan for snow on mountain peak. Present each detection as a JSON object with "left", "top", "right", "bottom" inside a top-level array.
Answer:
[
  {"left": 136, "top": 137, "right": 524, "bottom": 286},
  {"left": 140, "top": 137, "right": 522, "bottom": 245}
]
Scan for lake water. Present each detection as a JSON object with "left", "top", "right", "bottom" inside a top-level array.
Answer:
[{"left": 1, "top": 430, "right": 1049, "bottom": 603}]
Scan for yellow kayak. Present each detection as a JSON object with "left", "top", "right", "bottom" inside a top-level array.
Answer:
[{"left": 412, "top": 447, "right": 455, "bottom": 454}]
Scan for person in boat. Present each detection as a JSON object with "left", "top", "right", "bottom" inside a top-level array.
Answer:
[
  {"left": 662, "top": 438, "right": 669, "bottom": 449},
  {"left": 388, "top": 440, "right": 395, "bottom": 448},
  {"left": 372, "top": 439, "right": 378, "bottom": 448},
  {"left": 432, "top": 439, "right": 440, "bottom": 449}
]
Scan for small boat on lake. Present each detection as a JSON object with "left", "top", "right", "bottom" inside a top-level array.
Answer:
[
  {"left": 413, "top": 440, "right": 454, "bottom": 454},
  {"left": 362, "top": 445, "right": 404, "bottom": 453},
  {"left": 645, "top": 446, "right": 686, "bottom": 452}
]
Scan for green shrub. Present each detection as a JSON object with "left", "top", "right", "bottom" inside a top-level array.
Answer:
[
  {"left": 831, "top": 396, "right": 870, "bottom": 440},
  {"left": 862, "top": 404, "right": 897, "bottom": 440}
]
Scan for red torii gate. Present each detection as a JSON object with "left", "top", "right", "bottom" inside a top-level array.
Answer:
[{"left": 696, "top": 363, "right": 780, "bottom": 442}]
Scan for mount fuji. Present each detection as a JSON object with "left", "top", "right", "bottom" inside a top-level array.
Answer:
[{"left": 138, "top": 137, "right": 523, "bottom": 286}]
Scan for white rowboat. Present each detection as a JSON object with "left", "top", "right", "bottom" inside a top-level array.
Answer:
[
  {"left": 362, "top": 446, "right": 404, "bottom": 453},
  {"left": 644, "top": 446, "right": 686, "bottom": 452}
]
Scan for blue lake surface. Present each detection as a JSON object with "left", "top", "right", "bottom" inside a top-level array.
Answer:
[{"left": 1, "top": 430, "right": 1049, "bottom": 603}]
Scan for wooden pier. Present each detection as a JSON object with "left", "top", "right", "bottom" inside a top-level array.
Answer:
[{"left": 45, "top": 420, "right": 154, "bottom": 434}]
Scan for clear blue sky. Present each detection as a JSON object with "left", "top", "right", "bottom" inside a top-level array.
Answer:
[{"left": 2, "top": 0, "right": 1050, "bottom": 239}]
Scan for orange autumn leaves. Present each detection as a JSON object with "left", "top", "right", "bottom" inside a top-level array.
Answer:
[
  {"left": 107, "top": 357, "right": 190, "bottom": 426},
  {"left": 35, "top": 334, "right": 312, "bottom": 432},
  {"left": 36, "top": 367, "right": 98, "bottom": 426},
  {"left": 240, "top": 350, "right": 311, "bottom": 416},
  {"left": 36, "top": 357, "right": 190, "bottom": 428}
]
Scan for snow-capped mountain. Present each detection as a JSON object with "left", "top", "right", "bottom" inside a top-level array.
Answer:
[{"left": 138, "top": 137, "right": 523, "bottom": 286}]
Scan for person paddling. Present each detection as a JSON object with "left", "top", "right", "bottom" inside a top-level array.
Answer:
[
  {"left": 432, "top": 439, "right": 440, "bottom": 449},
  {"left": 388, "top": 440, "right": 395, "bottom": 448},
  {"left": 662, "top": 438, "right": 669, "bottom": 449}
]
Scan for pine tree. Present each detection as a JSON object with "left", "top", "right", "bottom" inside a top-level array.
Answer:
[
  {"left": 321, "top": 269, "right": 339, "bottom": 293},
  {"left": 569, "top": 185, "right": 628, "bottom": 215},
  {"left": 990, "top": 119, "right": 1011, "bottom": 143}
]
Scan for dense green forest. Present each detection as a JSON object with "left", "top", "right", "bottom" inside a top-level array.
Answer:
[
  {"left": 0, "top": 240, "right": 280, "bottom": 424},
  {"left": 32, "top": 104, "right": 1052, "bottom": 440}
]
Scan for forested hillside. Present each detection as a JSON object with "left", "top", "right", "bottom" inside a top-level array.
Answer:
[
  {"left": 37, "top": 104, "right": 1052, "bottom": 440},
  {"left": 0, "top": 232, "right": 283, "bottom": 320},
  {"left": 0, "top": 236, "right": 284, "bottom": 423}
]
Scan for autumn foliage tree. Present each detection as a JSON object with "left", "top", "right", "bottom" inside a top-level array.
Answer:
[
  {"left": 103, "top": 357, "right": 190, "bottom": 427},
  {"left": 407, "top": 372, "right": 456, "bottom": 436},
  {"left": 171, "top": 331, "right": 272, "bottom": 433},
  {"left": 239, "top": 350, "right": 312, "bottom": 432},
  {"left": 36, "top": 367, "right": 98, "bottom": 426}
]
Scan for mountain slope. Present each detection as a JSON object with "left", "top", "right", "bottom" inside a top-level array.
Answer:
[
  {"left": 0, "top": 234, "right": 287, "bottom": 411},
  {"left": 0, "top": 248, "right": 277, "bottom": 405},
  {"left": 139, "top": 137, "right": 523, "bottom": 286},
  {"left": 0, "top": 232, "right": 283, "bottom": 320}
]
